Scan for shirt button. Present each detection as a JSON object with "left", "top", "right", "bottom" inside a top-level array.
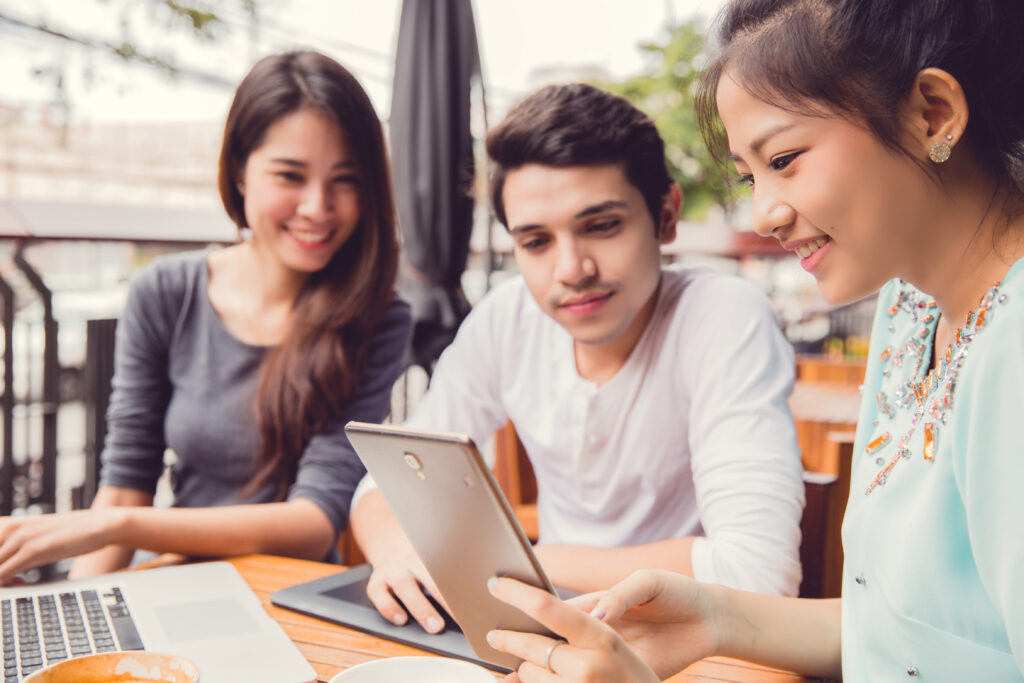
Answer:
[
  {"left": 907, "top": 665, "right": 919, "bottom": 676},
  {"left": 854, "top": 573, "right": 866, "bottom": 585}
]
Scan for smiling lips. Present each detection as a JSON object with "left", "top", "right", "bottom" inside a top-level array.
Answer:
[
  {"left": 793, "top": 236, "right": 830, "bottom": 259},
  {"left": 559, "top": 291, "right": 614, "bottom": 316},
  {"left": 786, "top": 235, "right": 832, "bottom": 272},
  {"left": 286, "top": 226, "right": 334, "bottom": 247}
]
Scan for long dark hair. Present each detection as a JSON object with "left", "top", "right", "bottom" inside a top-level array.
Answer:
[
  {"left": 217, "top": 51, "right": 399, "bottom": 499},
  {"left": 695, "top": 0, "right": 1024, "bottom": 200}
]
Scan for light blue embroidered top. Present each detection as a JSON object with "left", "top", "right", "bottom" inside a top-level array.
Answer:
[{"left": 841, "top": 257, "right": 1024, "bottom": 681}]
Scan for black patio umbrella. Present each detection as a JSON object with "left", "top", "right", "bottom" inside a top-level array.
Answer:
[{"left": 389, "top": 0, "right": 482, "bottom": 373}]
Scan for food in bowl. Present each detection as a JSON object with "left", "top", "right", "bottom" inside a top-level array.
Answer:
[{"left": 23, "top": 651, "right": 199, "bottom": 683}]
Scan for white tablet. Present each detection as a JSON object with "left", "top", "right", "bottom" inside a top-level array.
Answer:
[{"left": 344, "top": 421, "right": 558, "bottom": 670}]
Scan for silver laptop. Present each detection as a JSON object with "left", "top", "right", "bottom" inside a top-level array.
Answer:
[{"left": 1, "top": 561, "right": 316, "bottom": 683}]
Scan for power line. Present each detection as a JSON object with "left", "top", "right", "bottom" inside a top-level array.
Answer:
[
  {"left": 214, "top": 4, "right": 393, "bottom": 63},
  {"left": 0, "top": 10, "right": 236, "bottom": 90}
]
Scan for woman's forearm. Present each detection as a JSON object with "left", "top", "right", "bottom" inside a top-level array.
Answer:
[
  {"left": 713, "top": 587, "right": 842, "bottom": 678},
  {"left": 110, "top": 498, "right": 337, "bottom": 561},
  {"left": 68, "top": 486, "right": 154, "bottom": 578}
]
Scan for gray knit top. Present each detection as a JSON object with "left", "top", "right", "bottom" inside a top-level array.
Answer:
[{"left": 99, "top": 249, "right": 411, "bottom": 562}]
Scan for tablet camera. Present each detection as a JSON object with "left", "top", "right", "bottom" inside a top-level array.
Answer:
[{"left": 403, "top": 452, "right": 426, "bottom": 480}]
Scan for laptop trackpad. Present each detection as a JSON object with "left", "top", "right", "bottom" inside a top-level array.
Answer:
[{"left": 155, "top": 598, "right": 260, "bottom": 642}]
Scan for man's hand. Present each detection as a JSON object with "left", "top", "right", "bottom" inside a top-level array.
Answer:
[
  {"left": 351, "top": 488, "right": 451, "bottom": 633},
  {"left": 363, "top": 532, "right": 451, "bottom": 633}
]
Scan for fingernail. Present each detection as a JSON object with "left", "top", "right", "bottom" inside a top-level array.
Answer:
[
  {"left": 427, "top": 617, "right": 444, "bottom": 633},
  {"left": 590, "top": 605, "right": 606, "bottom": 620},
  {"left": 487, "top": 577, "right": 498, "bottom": 591},
  {"left": 391, "top": 613, "right": 407, "bottom": 626},
  {"left": 486, "top": 630, "right": 496, "bottom": 645}
]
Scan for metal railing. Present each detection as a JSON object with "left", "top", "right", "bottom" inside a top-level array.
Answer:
[{"left": 0, "top": 241, "right": 61, "bottom": 580}]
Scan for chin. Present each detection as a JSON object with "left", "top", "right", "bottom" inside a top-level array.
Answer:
[
  {"left": 567, "top": 321, "right": 630, "bottom": 347},
  {"left": 817, "top": 276, "right": 883, "bottom": 306},
  {"left": 288, "top": 244, "right": 343, "bottom": 268}
]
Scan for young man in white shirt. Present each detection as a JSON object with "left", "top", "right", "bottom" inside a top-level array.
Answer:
[{"left": 350, "top": 83, "right": 804, "bottom": 634}]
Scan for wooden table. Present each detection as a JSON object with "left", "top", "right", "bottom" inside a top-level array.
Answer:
[{"left": 226, "top": 554, "right": 820, "bottom": 683}]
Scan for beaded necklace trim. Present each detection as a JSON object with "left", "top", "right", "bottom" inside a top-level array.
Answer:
[{"left": 865, "top": 281, "right": 1007, "bottom": 495}]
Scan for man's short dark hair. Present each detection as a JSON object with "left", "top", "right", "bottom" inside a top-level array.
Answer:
[{"left": 486, "top": 83, "right": 674, "bottom": 231}]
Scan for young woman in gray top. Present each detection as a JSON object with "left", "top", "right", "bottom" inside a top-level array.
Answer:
[{"left": 0, "top": 51, "right": 411, "bottom": 582}]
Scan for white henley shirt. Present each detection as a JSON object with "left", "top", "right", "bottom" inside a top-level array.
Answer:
[{"left": 355, "top": 266, "right": 805, "bottom": 595}]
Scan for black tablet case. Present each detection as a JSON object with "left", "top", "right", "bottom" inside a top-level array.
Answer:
[{"left": 270, "top": 563, "right": 510, "bottom": 673}]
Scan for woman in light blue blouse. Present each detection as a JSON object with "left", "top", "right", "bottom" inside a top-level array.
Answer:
[{"left": 481, "top": 1, "right": 1024, "bottom": 681}]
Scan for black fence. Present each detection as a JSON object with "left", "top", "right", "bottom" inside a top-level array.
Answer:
[{"left": 0, "top": 243, "right": 61, "bottom": 581}]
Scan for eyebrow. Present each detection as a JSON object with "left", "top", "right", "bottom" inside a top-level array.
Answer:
[
  {"left": 269, "top": 158, "right": 357, "bottom": 170},
  {"left": 728, "top": 123, "right": 796, "bottom": 162},
  {"left": 508, "top": 200, "right": 628, "bottom": 235}
]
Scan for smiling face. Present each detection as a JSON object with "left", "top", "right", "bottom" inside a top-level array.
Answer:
[
  {"left": 716, "top": 70, "right": 935, "bottom": 304},
  {"left": 238, "top": 108, "right": 361, "bottom": 278},
  {"left": 503, "top": 163, "right": 677, "bottom": 353}
]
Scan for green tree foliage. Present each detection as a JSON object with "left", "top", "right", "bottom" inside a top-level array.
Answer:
[
  {"left": 0, "top": 1, "right": 259, "bottom": 90},
  {"left": 603, "top": 19, "right": 741, "bottom": 220}
]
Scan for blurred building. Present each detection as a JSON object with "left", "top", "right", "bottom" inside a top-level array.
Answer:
[{"left": 0, "top": 102, "right": 221, "bottom": 208}]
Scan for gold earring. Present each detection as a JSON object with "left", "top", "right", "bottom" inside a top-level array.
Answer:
[{"left": 928, "top": 140, "right": 952, "bottom": 164}]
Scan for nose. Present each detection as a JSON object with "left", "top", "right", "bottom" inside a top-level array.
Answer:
[
  {"left": 553, "top": 237, "right": 596, "bottom": 287},
  {"left": 297, "top": 182, "right": 335, "bottom": 221},
  {"left": 750, "top": 183, "right": 795, "bottom": 239}
]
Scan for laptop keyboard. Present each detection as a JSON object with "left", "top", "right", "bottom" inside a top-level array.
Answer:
[{"left": 1, "top": 587, "right": 144, "bottom": 682}]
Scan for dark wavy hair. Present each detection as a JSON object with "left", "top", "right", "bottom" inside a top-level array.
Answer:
[
  {"left": 695, "top": 0, "right": 1024, "bottom": 200},
  {"left": 217, "top": 51, "right": 399, "bottom": 500},
  {"left": 485, "top": 83, "right": 674, "bottom": 233}
]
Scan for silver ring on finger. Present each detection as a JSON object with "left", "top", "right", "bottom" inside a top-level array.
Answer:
[{"left": 544, "top": 638, "right": 567, "bottom": 673}]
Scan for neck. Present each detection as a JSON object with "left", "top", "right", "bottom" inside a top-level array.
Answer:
[
  {"left": 244, "top": 240, "right": 308, "bottom": 309},
  {"left": 573, "top": 278, "right": 661, "bottom": 385},
  {"left": 901, "top": 173, "right": 1024, "bottom": 328}
]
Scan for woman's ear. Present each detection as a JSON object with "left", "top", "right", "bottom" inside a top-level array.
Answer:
[{"left": 903, "top": 67, "right": 969, "bottom": 158}]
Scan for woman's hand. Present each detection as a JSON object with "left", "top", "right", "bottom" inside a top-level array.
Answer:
[
  {"left": 487, "top": 570, "right": 721, "bottom": 681},
  {"left": 0, "top": 508, "right": 124, "bottom": 584}
]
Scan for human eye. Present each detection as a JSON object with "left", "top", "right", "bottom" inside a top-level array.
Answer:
[
  {"left": 517, "top": 235, "right": 549, "bottom": 251},
  {"left": 769, "top": 151, "right": 801, "bottom": 171},
  {"left": 276, "top": 171, "right": 304, "bottom": 183},
  {"left": 333, "top": 173, "right": 359, "bottom": 186},
  {"left": 585, "top": 219, "right": 620, "bottom": 235},
  {"left": 735, "top": 173, "right": 755, "bottom": 189}
]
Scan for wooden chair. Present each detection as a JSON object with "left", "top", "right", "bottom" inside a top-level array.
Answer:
[
  {"left": 493, "top": 421, "right": 540, "bottom": 541},
  {"left": 491, "top": 421, "right": 855, "bottom": 599},
  {"left": 71, "top": 318, "right": 119, "bottom": 511},
  {"left": 795, "top": 354, "right": 867, "bottom": 386},
  {"left": 338, "top": 526, "right": 366, "bottom": 566},
  {"left": 800, "top": 431, "right": 854, "bottom": 598}
]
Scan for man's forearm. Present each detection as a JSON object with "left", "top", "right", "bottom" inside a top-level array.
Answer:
[
  {"left": 534, "top": 537, "right": 696, "bottom": 593},
  {"left": 350, "top": 488, "right": 410, "bottom": 561}
]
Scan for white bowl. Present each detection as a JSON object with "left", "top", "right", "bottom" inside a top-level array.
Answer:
[{"left": 329, "top": 656, "right": 495, "bottom": 682}]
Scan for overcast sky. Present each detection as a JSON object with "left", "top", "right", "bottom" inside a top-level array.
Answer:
[{"left": 1, "top": 0, "right": 727, "bottom": 124}]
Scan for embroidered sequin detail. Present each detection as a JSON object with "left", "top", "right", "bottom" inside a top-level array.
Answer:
[
  {"left": 865, "top": 282, "right": 1004, "bottom": 496},
  {"left": 865, "top": 433, "right": 891, "bottom": 454},
  {"left": 923, "top": 423, "right": 936, "bottom": 461}
]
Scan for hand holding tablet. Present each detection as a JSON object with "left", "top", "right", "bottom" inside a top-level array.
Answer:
[{"left": 345, "top": 422, "right": 560, "bottom": 670}]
